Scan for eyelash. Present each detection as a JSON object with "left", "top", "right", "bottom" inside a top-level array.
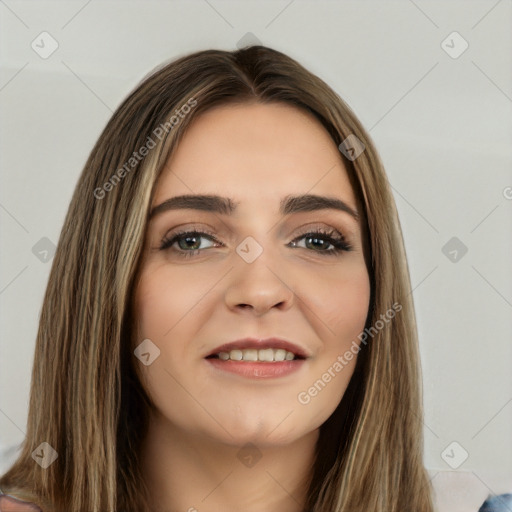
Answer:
[{"left": 159, "top": 226, "right": 353, "bottom": 259}]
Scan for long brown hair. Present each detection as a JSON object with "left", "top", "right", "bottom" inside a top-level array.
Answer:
[{"left": 0, "top": 45, "right": 435, "bottom": 511}]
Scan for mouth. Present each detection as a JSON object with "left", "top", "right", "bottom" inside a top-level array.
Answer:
[
  {"left": 204, "top": 338, "right": 309, "bottom": 379},
  {"left": 205, "top": 348, "right": 305, "bottom": 362},
  {"left": 204, "top": 337, "right": 309, "bottom": 362}
]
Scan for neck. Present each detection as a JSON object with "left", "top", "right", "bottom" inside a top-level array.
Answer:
[{"left": 140, "top": 410, "right": 319, "bottom": 512}]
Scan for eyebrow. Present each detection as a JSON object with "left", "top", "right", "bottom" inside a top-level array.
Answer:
[{"left": 149, "top": 193, "right": 359, "bottom": 221}]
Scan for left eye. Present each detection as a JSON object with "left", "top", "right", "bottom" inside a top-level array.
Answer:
[{"left": 289, "top": 229, "right": 352, "bottom": 255}]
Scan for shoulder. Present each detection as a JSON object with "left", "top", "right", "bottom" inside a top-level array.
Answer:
[{"left": 0, "top": 494, "right": 42, "bottom": 511}]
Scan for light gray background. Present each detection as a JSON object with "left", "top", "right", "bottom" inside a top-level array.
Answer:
[{"left": 1, "top": 1, "right": 511, "bottom": 510}]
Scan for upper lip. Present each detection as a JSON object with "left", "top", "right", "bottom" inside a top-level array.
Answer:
[{"left": 205, "top": 337, "right": 310, "bottom": 359}]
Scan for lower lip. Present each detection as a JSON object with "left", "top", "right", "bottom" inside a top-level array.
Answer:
[{"left": 205, "top": 358, "right": 306, "bottom": 379}]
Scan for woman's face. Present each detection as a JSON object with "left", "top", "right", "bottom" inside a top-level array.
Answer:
[{"left": 133, "top": 102, "right": 371, "bottom": 448}]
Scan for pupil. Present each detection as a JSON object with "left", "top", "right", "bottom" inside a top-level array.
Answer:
[
  {"left": 180, "top": 236, "right": 200, "bottom": 250},
  {"left": 307, "top": 237, "right": 326, "bottom": 250}
]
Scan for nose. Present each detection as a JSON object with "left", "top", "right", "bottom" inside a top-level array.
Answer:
[{"left": 223, "top": 246, "right": 295, "bottom": 317}]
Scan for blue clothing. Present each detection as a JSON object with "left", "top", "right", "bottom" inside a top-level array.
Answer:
[{"left": 478, "top": 494, "right": 512, "bottom": 512}]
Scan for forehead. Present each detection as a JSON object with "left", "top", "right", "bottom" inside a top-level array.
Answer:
[{"left": 153, "top": 102, "right": 356, "bottom": 210}]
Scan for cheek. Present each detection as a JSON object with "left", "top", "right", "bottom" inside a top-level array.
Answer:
[
  {"left": 293, "top": 265, "right": 369, "bottom": 431},
  {"left": 289, "top": 258, "right": 369, "bottom": 415},
  {"left": 133, "top": 262, "right": 212, "bottom": 343},
  {"left": 305, "top": 260, "right": 371, "bottom": 344},
  {"left": 132, "top": 264, "right": 210, "bottom": 426}
]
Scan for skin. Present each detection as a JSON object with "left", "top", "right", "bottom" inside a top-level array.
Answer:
[{"left": 134, "top": 102, "right": 371, "bottom": 512}]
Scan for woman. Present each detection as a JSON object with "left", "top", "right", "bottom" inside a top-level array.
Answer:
[{"left": 0, "top": 45, "right": 436, "bottom": 511}]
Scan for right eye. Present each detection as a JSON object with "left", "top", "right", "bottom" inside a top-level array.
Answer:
[{"left": 159, "top": 230, "right": 223, "bottom": 258}]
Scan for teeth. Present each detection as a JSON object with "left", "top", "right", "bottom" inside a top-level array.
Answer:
[
  {"left": 216, "top": 348, "right": 298, "bottom": 362},
  {"left": 230, "top": 349, "right": 243, "bottom": 361},
  {"left": 259, "top": 348, "right": 274, "bottom": 362},
  {"left": 274, "top": 349, "right": 286, "bottom": 361}
]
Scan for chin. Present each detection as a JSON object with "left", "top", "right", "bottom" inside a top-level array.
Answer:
[{"left": 204, "top": 413, "right": 313, "bottom": 448}]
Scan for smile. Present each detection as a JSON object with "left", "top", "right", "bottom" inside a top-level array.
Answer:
[
  {"left": 205, "top": 349, "right": 307, "bottom": 379},
  {"left": 207, "top": 348, "right": 301, "bottom": 362}
]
